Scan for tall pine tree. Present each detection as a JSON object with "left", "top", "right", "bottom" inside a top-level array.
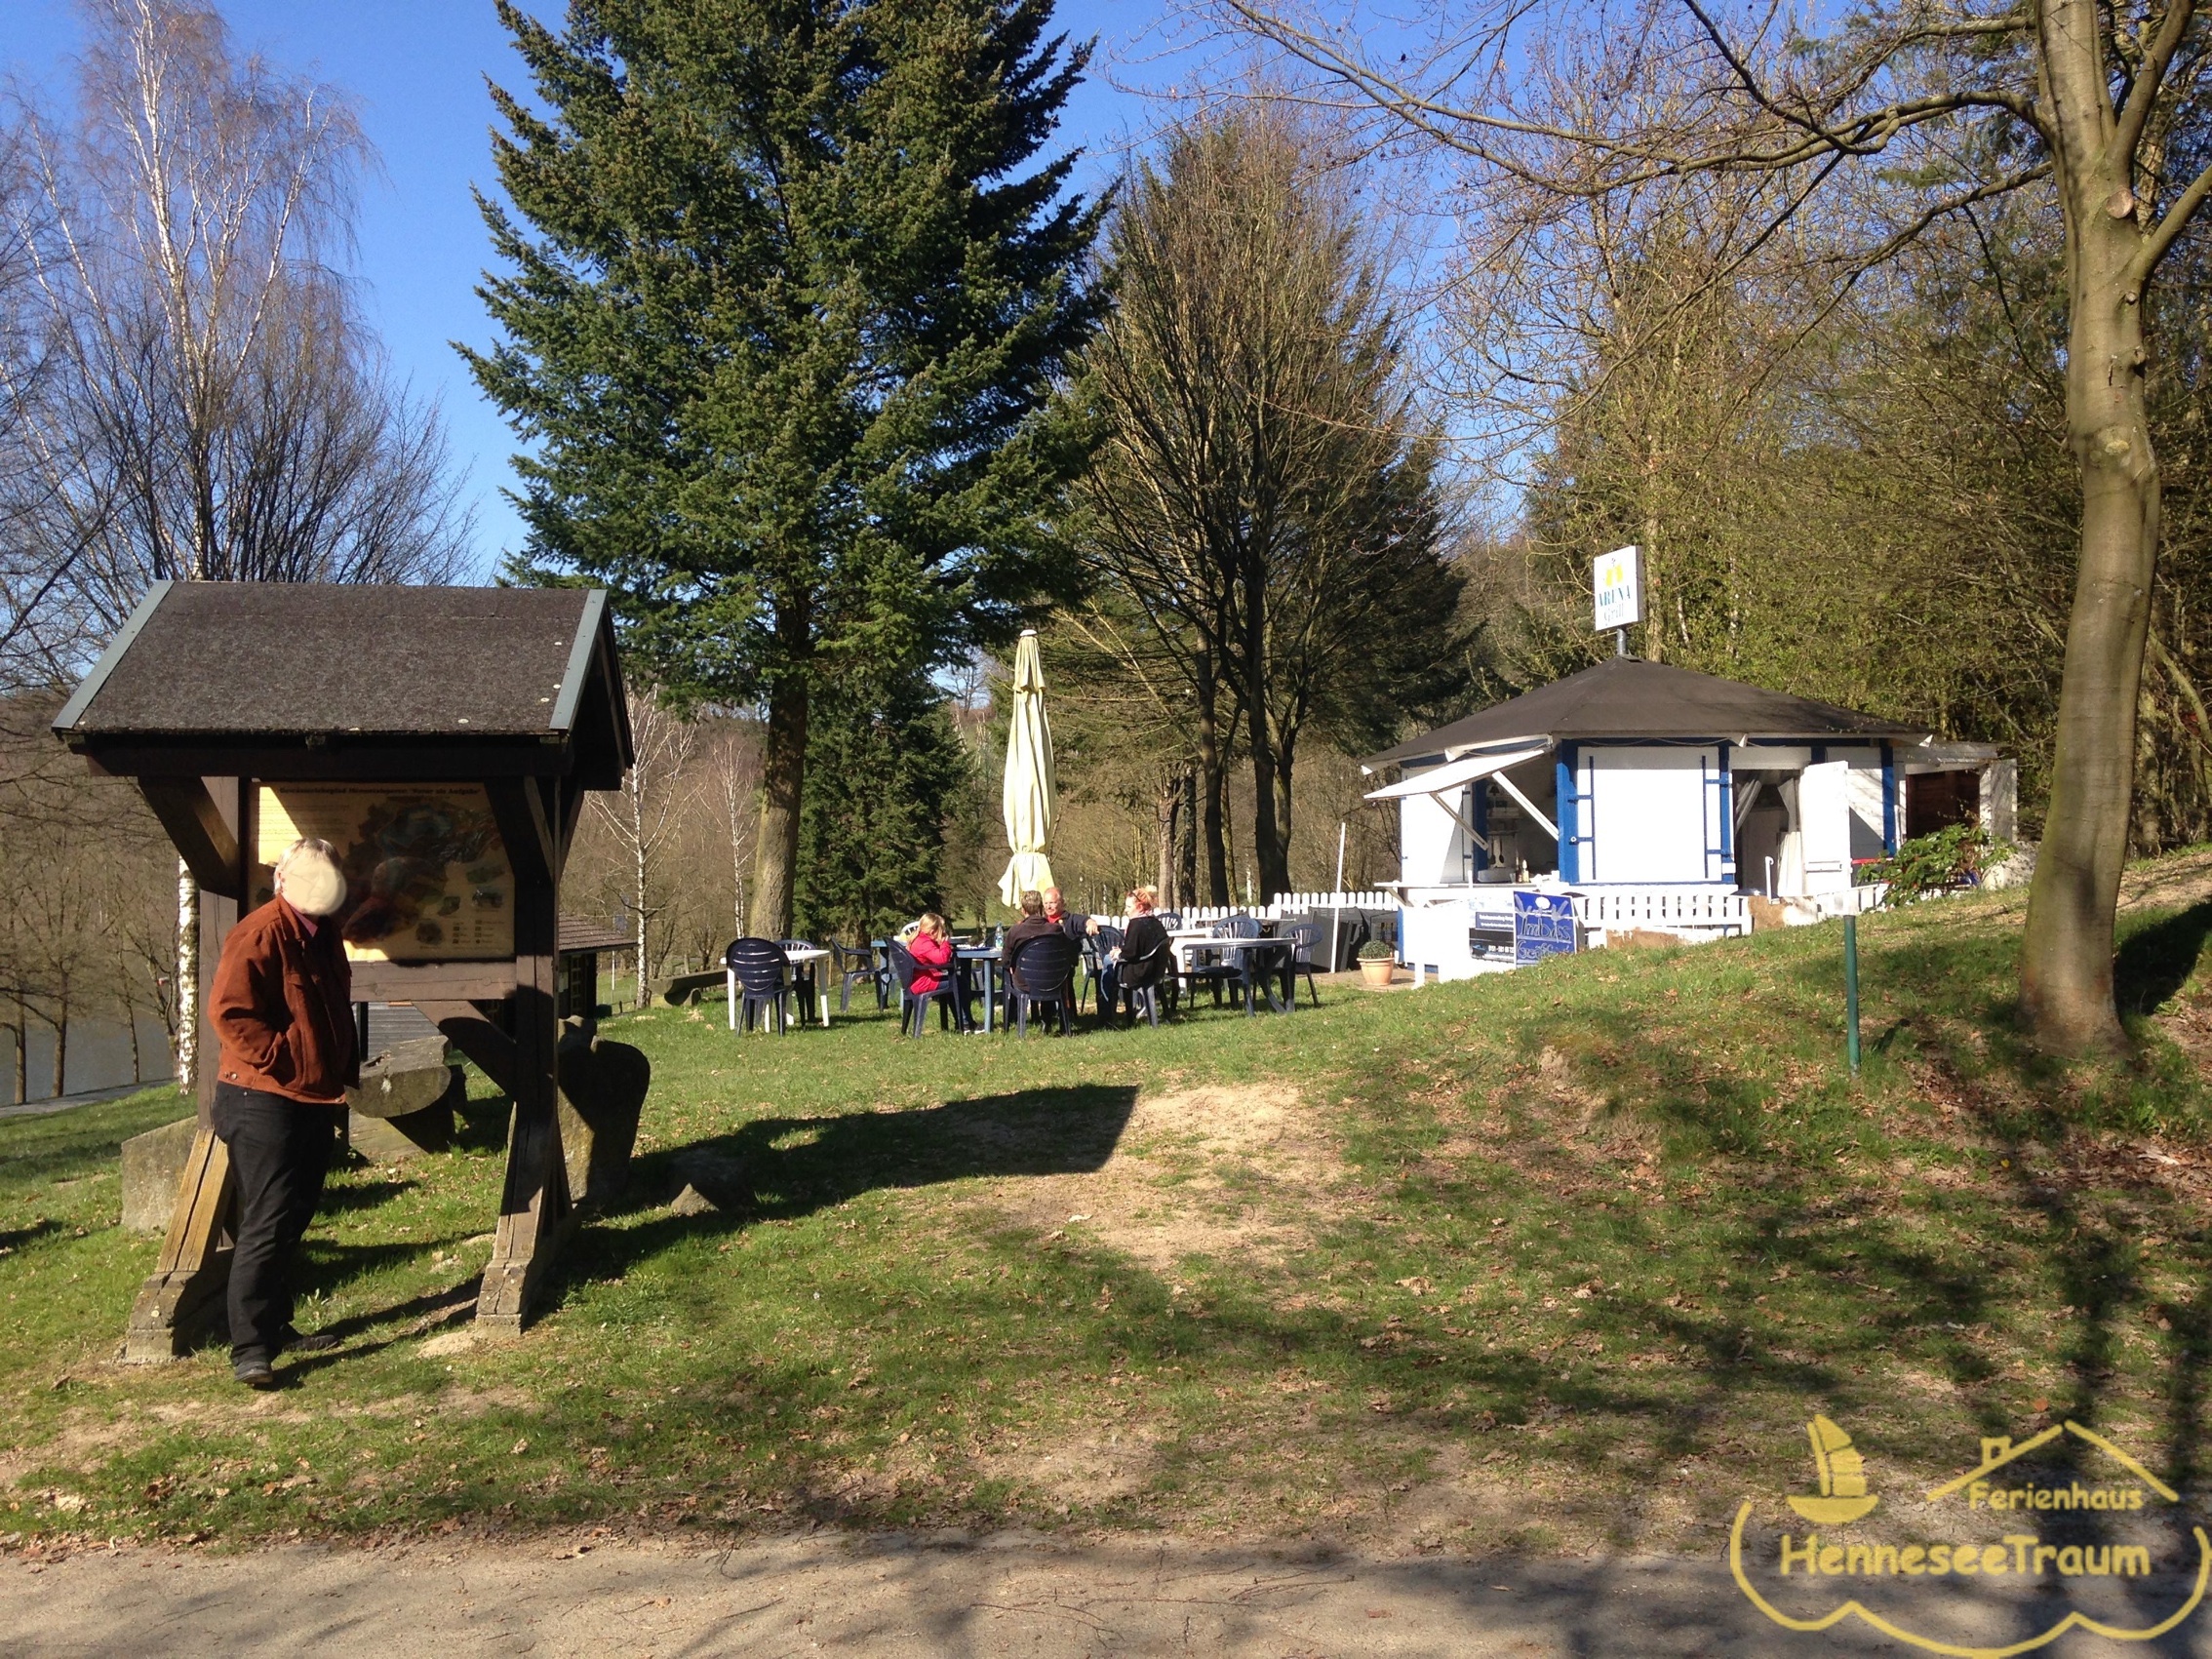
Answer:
[
  {"left": 795, "top": 669, "right": 972, "bottom": 940},
  {"left": 468, "top": 0, "right": 1101, "bottom": 933}
]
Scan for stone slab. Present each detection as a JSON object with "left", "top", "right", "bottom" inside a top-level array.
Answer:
[{"left": 118, "top": 1116, "right": 198, "bottom": 1235}]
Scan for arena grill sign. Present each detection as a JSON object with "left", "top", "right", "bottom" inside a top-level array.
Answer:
[{"left": 54, "top": 581, "right": 635, "bottom": 1355}]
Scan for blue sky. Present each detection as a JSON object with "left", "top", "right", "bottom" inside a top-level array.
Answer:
[{"left": 3, "top": 0, "right": 1198, "bottom": 578}]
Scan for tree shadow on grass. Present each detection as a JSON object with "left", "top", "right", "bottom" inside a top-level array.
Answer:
[
  {"left": 1351, "top": 923, "right": 2197, "bottom": 1594},
  {"left": 2114, "top": 900, "right": 2212, "bottom": 1016},
  {"left": 0, "top": 1216, "right": 65, "bottom": 1254},
  {"left": 565, "top": 1083, "right": 1139, "bottom": 1293},
  {"left": 316, "top": 1177, "right": 415, "bottom": 1213}
]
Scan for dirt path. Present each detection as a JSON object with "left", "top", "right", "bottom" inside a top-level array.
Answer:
[{"left": 10, "top": 1529, "right": 2212, "bottom": 1657}]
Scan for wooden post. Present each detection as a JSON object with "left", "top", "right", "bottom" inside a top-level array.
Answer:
[
  {"left": 122, "top": 775, "right": 249, "bottom": 1361},
  {"left": 474, "top": 872, "right": 570, "bottom": 1334}
]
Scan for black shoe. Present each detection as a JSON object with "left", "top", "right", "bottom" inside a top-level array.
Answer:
[
  {"left": 233, "top": 1353, "right": 277, "bottom": 1389},
  {"left": 280, "top": 1325, "right": 339, "bottom": 1354}
]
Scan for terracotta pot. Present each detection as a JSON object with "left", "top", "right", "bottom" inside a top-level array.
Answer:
[{"left": 1359, "top": 957, "right": 1397, "bottom": 989}]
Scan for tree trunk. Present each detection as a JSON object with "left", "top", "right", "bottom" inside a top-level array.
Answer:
[
  {"left": 753, "top": 672, "right": 808, "bottom": 940},
  {"left": 1156, "top": 773, "right": 1179, "bottom": 905},
  {"left": 1640, "top": 497, "right": 1664, "bottom": 663},
  {"left": 1177, "top": 769, "right": 1199, "bottom": 911},
  {"left": 1270, "top": 722, "right": 1298, "bottom": 898},
  {"left": 1243, "top": 593, "right": 1291, "bottom": 902},
  {"left": 7, "top": 997, "right": 24, "bottom": 1106},
  {"left": 632, "top": 776, "right": 651, "bottom": 1007},
  {"left": 49, "top": 1001, "right": 66, "bottom": 1099},
  {"left": 2020, "top": 85, "right": 2161, "bottom": 1056},
  {"left": 174, "top": 858, "right": 198, "bottom": 1091},
  {"left": 1195, "top": 688, "right": 1230, "bottom": 906}
]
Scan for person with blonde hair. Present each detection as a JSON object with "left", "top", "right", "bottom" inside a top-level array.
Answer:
[{"left": 206, "top": 837, "right": 358, "bottom": 1388}]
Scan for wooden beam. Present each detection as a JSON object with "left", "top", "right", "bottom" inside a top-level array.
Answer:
[
  {"left": 71, "top": 741, "right": 573, "bottom": 783},
  {"left": 121, "top": 1126, "right": 234, "bottom": 1362},
  {"left": 475, "top": 882, "right": 569, "bottom": 1335},
  {"left": 138, "top": 778, "right": 242, "bottom": 898},
  {"left": 416, "top": 999, "right": 518, "bottom": 1094},
  {"left": 486, "top": 778, "right": 556, "bottom": 892},
  {"left": 351, "top": 961, "right": 519, "bottom": 1003},
  {"left": 195, "top": 778, "right": 247, "bottom": 1124},
  {"left": 557, "top": 778, "right": 586, "bottom": 882}
]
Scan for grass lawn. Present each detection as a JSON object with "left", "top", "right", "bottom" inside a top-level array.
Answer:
[{"left": 4, "top": 852, "right": 2212, "bottom": 1556}]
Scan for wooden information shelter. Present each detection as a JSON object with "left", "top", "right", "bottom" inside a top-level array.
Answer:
[{"left": 53, "top": 581, "right": 633, "bottom": 1354}]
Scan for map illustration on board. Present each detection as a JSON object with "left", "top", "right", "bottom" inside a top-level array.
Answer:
[{"left": 257, "top": 783, "right": 514, "bottom": 962}]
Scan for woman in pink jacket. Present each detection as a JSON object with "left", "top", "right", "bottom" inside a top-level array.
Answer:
[{"left": 906, "top": 912, "right": 975, "bottom": 1031}]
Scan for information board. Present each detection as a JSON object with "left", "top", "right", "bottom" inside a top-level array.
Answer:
[
  {"left": 257, "top": 783, "right": 514, "bottom": 962},
  {"left": 1513, "top": 889, "right": 1579, "bottom": 965}
]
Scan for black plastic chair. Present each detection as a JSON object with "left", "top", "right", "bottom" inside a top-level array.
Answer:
[
  {"left": 1117, "top": 927, "right": 1175, "bottom": 1028},
  {"left": 725, "top": 937, "right": 794, "bottom": 1034},
  {"left": 1184, "top": 915, "right": 1257, "bottom": 1008},
  {"left": 835, "top": 939, "right": 889, "bottom": 1011},
  {"left": 1007, "top": 931, "right": 1079, "bottom": 1036},
  {"left": 887, "top": 940, "right": 964, "bottom": 1035},
  {"left": 1283, "top": 920, "right": 1324, "bottom": 1007},
  {"left": 1080, "top": 924, "right": 1121, "bottom": 1013}
]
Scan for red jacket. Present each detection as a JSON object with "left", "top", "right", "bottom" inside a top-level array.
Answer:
[
  {"left": 908, "top": 931, "right": 954, "bottom": 996},
  {"left": 209, "top": 897, "right": 359, "bottom": 1104}
]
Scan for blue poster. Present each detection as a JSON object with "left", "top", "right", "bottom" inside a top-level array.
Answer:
[{"left": 1512, "top": 889, "right": 1578, "bottom": 965}]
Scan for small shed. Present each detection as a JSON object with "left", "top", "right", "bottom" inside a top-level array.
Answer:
[
  {"left": 55, "top": 580, "right": 633, "bottom": 1351},
  {"left": 1360, "top": 658, "right": 2008, "bottom": 976}
]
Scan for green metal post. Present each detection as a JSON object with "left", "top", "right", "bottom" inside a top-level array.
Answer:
[{"left": 1843, "top": 914, "right": 1862, "bottom": 1075}]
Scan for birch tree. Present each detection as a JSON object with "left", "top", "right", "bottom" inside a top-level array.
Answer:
[
  {"left": 592, "top": 691, "right": 698, "bottom": 1007},
  {"left": 0, "top": 0, "right": 471, "bottom": 1086},
  {"left": 2, "top": 0, "right": 469, "bottom": 657}
]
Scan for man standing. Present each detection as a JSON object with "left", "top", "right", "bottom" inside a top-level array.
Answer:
[{"left": 207, "top": 837, "right": 358, "bottom": 1388}]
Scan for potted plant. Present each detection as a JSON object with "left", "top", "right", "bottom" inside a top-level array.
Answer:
[{"left": 1357, "top": 939, "right": 1397, "bottom": 989}]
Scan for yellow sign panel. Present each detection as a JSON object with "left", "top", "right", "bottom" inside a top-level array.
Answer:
[{"left": 257, "top": 783, "right": 513, "bottom": 962}]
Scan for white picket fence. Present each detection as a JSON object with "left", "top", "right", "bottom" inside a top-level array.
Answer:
[
  {"left": 1574, "top": 886, "right": 1752, "bottom": 939},
  {"left": 1171, "top": 891, "right": 1396, "bottom": 925}
]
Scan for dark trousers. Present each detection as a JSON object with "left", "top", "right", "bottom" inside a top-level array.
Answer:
[{"left": 212, "top": 1083, "right": 341, "bottom": 1362}]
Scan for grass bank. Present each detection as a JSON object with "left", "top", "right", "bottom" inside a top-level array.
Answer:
[{"left": 4, "top": 852, "right": 2210, "bottom": 1556}]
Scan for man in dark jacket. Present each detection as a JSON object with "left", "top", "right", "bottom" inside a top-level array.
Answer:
[{"left": 207, "top": 837, "right": 359, "bottom": 1387}]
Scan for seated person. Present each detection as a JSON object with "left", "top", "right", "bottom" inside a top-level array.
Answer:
[
  {"left": 1004, "top": 889, "right": 1060, "bottom": 957},
  {"left": 1115, "top": 888, "right": 1173, "bottom": 1021},
  {"left": 906, "top": 912, "right": 972, "bottom": 1031},
  {"left": 1042, "top": 886, "right": 1099, "bottom": 946}
]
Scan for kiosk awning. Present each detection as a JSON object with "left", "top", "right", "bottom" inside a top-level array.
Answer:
[
  {"left": 1363, "top": 743, "right": 1551, "bottom": 803},
  {"left": 1364, "top": 743, "right": 1558, "bottom": 844}
]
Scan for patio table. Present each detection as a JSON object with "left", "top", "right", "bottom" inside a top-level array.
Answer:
[
  {"left": 956, "top": 944, "right": 1003, "bottom": 1033},
  {"left": 726, "top": 945, "right": 833, "bottom": 1032},
  {"left": 1168, "top": 930, "right": 1296, "bottom": 1015}
]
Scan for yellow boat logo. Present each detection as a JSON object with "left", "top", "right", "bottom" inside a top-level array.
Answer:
[{"left": 1788, "top": 1414, "right": 1879, "bottom": 1525}]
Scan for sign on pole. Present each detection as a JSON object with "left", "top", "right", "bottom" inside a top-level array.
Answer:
[{"left": 1593, "top": 544, "right": 1645, "bottom": 633}]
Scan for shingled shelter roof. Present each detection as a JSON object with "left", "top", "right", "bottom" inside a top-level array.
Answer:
[
  {"left": 53, "top": 581, "right": 632, "bottom": 787},
  {"left": 1362, "top": 656, "right": 1927, "bottom": 770}
]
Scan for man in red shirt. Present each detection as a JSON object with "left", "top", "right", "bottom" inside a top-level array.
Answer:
[{"left": 206, "top": 837, "right": 359, "bottom": 1387}]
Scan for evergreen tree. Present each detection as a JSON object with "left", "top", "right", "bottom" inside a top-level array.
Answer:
[
  {"left": 794, "top": 670, "right": 971, "bottom": 940},
  {"left": 467, "top": 0, "right": 1102, "bottom": 934}
]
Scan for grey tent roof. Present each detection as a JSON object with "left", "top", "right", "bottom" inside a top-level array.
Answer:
[
  {"left": 1362, "top": 656, "right": 1926, "bottom": 770},
  {"left": 53, "top": 581, "right": 632, "bottom": 787}
]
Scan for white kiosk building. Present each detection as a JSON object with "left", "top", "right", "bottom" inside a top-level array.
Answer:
[{"left": 1360, "top": 658, "right": 2010, "bottom": 976}]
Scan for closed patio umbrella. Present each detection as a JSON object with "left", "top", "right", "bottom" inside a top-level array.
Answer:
[{"left": 998, "top": 629, "right": 1055, "bottom": 907}]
